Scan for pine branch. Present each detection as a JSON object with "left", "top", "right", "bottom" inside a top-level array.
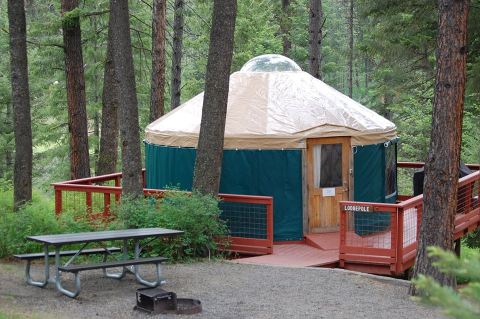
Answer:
[
  {"left": 82, "top": 10, "right": 110, "bottom": 18},
  {"left": 2, "top": 27, "right": 64, "bottom": 49}
]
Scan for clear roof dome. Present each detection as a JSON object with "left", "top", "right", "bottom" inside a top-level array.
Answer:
[{"left": 240, "top": 54, "right": 302, "bottom": 72}]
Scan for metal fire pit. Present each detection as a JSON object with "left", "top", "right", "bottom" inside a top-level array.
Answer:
[{"left": 134, "top": 287, "right": 202, "bottom": 315}]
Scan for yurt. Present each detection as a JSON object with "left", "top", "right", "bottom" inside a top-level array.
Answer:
[{"left": 144, "top": 54, "right": 398, "bottom": 241}]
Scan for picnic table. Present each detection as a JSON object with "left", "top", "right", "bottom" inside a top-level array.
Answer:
[{"left": 14, "top": 228, "right": 183, "bottom": 298}]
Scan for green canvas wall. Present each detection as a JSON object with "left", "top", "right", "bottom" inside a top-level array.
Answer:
[
  {"left": 145, "top": 143, "right": 304, "bottom": 241},
  {"left": 145, "top": 140, "right": 397, "bottom": 241}
]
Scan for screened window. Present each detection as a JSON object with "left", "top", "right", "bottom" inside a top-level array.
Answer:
[
  {"left": 313, "top": 144, "right": 342, "bottom": 188},
  {"left": 385, "top": 143, "right": 397, "bottom": 199}
]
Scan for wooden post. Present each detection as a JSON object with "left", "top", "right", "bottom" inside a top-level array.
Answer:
[
  {"left": 55, "top": 188, "right": 63, "bottom": 216},
  {"left": 142, "top": 169, "right": 146, "bottom": 188},
  {"left": 454, "top": 239, "right": 461, "bottom": 257},
  {"left": 103, "top": 192, "right": 111, "bottom": 217},
  {"left": 396, "top": 207, "right": 404, "bottom": 274},
  {"left": 114, "top": 176, "right": 121, "bottom": 202},
  {"left": 339, "top": 204, "right": 346, "bottom": 268},
  {"left": 86, "top": 181, "right": 92, "bottom": 214},
  {"left": 389, "top": 208, "right": 398, "bottom": 274},
  {"left": 266, "top": 200, "right": 274, "bottom": 253}
]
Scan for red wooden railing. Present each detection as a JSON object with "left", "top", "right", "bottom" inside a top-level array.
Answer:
[
  {"left": 52, "top": 170, "right": 273, "bottom": 255},
  {"left": 340, "top": 169, "right": 480, "bottom": 275},
  {"left": 396, "top": 162, "right": 479, "bottom": 201},
  {"left": 52, "top": 162, "right": 479, "bottom": 273}
]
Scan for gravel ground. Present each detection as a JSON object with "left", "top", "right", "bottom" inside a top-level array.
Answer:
[{"left": 0, "top": 260, "right": 446, "bottom": 319}]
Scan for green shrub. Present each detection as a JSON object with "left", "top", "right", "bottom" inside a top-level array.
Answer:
[
  {"left": 0, "top": 187, "right": 96, "bottom": 258},
  {"left": 114, "top": 191, "right": 229, "bottom": 261},
  {"left": 0, "top": 186, "right": 229, "bottom": 262},
  {"left": 412, "top": 246, "right": 480, "bottom": 319},
  {"left": 464, "top": 229, "right": 480, "bottom": 249}
]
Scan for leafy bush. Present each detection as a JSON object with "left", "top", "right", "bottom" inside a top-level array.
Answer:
[
  {"left": 412, "top": 246, "right": 480, "bottom": 319},
  {"left": 113, "top": 191, "right": 229, "bottom": 261},
  {"left": 0, "top": 185, "right": 229, "bottom": 262},
  {"left": 0, "top": 186, "right": 96, "bottom": 258},
  {"left": 463, "top": 229, "right": 480, "bottom": 249}
]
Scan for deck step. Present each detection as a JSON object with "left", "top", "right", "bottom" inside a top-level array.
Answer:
[
  {"left": 235, "top": 243, "right": 339, "bottom": 268},
  {"left": 304, "top": 233, "right": 340, "bottom": 251}
]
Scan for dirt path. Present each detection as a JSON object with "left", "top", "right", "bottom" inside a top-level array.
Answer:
[{"left": 0, "top": 260, "right": 446, "bottom": 319}]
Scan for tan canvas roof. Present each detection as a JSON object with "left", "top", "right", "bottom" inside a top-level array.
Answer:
[{"left": 145, "top": 68, "right": 397, "bottom": 149}]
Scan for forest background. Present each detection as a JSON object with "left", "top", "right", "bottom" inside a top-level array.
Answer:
[{"left": 0, "top": 0, "right": 479, "bottom": 191}]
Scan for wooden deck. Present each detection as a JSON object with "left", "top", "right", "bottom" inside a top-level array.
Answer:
[{"left": 234, "top": 233, "right": 340, "bottom": 268}]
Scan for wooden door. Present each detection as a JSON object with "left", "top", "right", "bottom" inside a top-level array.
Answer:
[{"left": 307, "top": 137, "right": 351, "bottom": 233}]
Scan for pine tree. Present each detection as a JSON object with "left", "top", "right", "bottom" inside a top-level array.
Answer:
[
  {"left": 193, "top": 0, "right": 237, "bottom": 195},
  {"left": 110, "top": 0, "right": 143, "bottom": 197},
  {"left": 410, "top": 0, "right": 470, "bottom": 294},
  {"left": 308, "top": 0, "right": 323, "bottom": 79},
  {"left": 150, "top": 0, "right": 167, "bottom": 122},
  {"left": 61, "top": 0, "right": 91, "bottom": 179},
  {"left": 170, "top": 0, "right": 184, "bottom": 110},
  {"left": 96, "top": 11, "right": 119, "bottom": 176},
  {"left": 8, "top": 0, "right": 33, "bottom": 209},
  {"left": 413, "top": 247, "right": 480, "bottom": 319}
]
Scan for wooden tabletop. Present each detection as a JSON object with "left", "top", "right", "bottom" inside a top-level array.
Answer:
[{"left": 27, "top": 228, "right": 184, "bottom": 245}]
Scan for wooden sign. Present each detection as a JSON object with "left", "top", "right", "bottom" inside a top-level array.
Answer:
[{"left": 342, "top": 204, "right": 374, "bottom": 213}]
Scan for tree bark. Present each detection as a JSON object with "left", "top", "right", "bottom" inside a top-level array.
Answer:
[
  {"left": 281, "top": 0, "right": 291, "bottom": 57},
  {"left": 8, "top": 0, "right": 33, "bottom": 210},
  {"left": 96, "top": 12, "right": 119, "bottom": 176},
  {"left": 110, "top": 0, "right": 143, "bottom": 197},
  {"left": 150, "top": 0, "right": 167, "bottom": 122},
  {"left": 170, "top": 0, "right": 184, "bottom": 110},
  {"left": 308, "top": 0, "right": 323, "bottom": 80},
  {"left": 410, "top": 0, "right": 469, "bottom": 295},
  {"left": 347, "top": 0, "right": 353, "bottom": 98},
  {"left": 2, "top": 102, "right": 13, "bottom": 180},
  {"left": 91, "top": 14, "right": 100, "bottom": 164},
  {"left": 61, "top": 0, "right": 91, "bottom": 179},
  {"left": 193, "top": 0, "right": 237, "bottom": 195}
]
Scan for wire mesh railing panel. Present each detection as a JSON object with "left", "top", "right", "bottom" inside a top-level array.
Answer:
[
  {"left": 403, "top": 206, "right": 419, "bottom": 248},
  {"left": 456, "top": 178, "right": 479, "bottom": 215},
  {"left": 398, "top": 167, "right": 416, "bottom": 198},
  {"left": 219, "top": 201, "right": 268, "bottom": 239},
  {"left": 90, "top": 192, "right": 106, "bottom": 213},
  {"left": 61, "top": 190, "right": 87, "bottom": 213},
  {"left": 345, "top": 211, "right": 392, "bottom": 249}
]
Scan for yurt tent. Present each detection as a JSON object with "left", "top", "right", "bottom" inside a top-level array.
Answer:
[{"left": 145, "top": 54, "right": 398, "bottom": 241}]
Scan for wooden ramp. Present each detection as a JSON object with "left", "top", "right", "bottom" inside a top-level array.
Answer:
[{"left": 234, "top": 232, "right": 339, "bottom": 268}]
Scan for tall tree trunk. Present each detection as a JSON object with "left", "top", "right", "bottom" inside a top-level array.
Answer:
[
  {"left": 96, "top": 13, "right": 119, "bottom": 176},
  {"left": 3, "top": 102, "right": 13, "bottom": 179},
  {"left": 170, "top": 0, "right": 184, "bottom": 110},
  {"left": 281, "top": 0, "right": 291, "bottom": 57},
  {"left": 193, "top": 0, "right": 237, "bottom": 195},
  {"left": 8, "top": 0, "right": 32, "bottom": 210},
  {"left": 91, "top": 14, "right": 100, "bottom": 165},
  {"left": 110, "top": 0, "right": 143, "bottom": 197},
  {"left": 308, "top": 0, "right": 323, "bottom": 80},
  {"left": 410, "top": 0, "right": 469, "bottom": 295},
  {"left": 61, "top": 0, "right": 91, "bottom": 179},
  {"left": 150, "top": 0, "right": 167, "bottom": 122},
  {"left": 347, "top": 0, "right": 353, "bottom": 98}
]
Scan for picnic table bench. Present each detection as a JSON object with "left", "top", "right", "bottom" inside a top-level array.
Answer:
[{"left": 14, "top": 228, "right": 183, "bottom": 298}]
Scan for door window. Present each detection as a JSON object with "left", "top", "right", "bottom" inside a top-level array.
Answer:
[{"left": 313, "top": 143, "right": 342, "bottom": 188}]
